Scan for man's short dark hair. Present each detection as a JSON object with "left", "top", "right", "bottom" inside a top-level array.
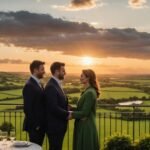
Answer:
[
  {"left": 50, "top": 62, "right": 65, "bottom": 75},
  {"left": 30, "top": 60, "right": 45, "bottom": 74}
]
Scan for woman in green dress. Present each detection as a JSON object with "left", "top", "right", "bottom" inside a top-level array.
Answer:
[{"left": 69, "top": 69, "right": 100, "bottom": 150}]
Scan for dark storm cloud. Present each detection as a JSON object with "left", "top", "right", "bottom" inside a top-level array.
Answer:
[
  {"left": 0, "top": 11, "right": 97, "bottom": 37},
  {"left": 0, "top": 11, "right": 150, "bottom": 59}
]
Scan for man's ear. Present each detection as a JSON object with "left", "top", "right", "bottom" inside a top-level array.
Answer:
[
  {"left": 34, "top": 68, "right": 39, "bottom": 74},
  {"left": 55, "top": 70, "right": 59, "bottom": 75}
]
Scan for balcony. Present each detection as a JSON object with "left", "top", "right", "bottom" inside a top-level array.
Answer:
[{"left": 0, "top": 104, "right": 150, "bottom": 149}]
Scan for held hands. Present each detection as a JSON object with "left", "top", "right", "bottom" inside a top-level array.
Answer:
[
  {"left": 68, "top": 111, "right": 73, "bottom": 120},
  {"left": 67, "top": 104, "right": 76, "bottom": 120},
  {"left": 68, "top": 105, "right": 73, "bottom": 111}
]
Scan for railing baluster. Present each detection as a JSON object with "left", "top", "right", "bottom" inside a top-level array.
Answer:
[
  {"left": 104, "top": 112, "right": 106, "bottom": 145},
  {"left": 1, "top": 104, "right": 150, "bottom": 150},
  {"left": 99, "top": 113, "right": 101, "bottom": 150},
  {"left": 127, "top": 115, "right": 129, "bottom": 135},
  {"left": 9, "top": 111, "right": 11, "bottom": 126},
  {"left": 20, "top": 112, "right": 22, "bottom": 140},
  {"left": 126, "top": 112, "right": 128, "bottom": 135},
  {"left": 110, "top": 112, "right": 112, "bottom": 136},
  {"left": 121, "top": 112, "right": 122, "bottom": 134},
  {"left": 115, "top": 112, "right": 117, "bottom": 133},
  {"left": 4, "top": 111, "right": 6, "bottom": 123},
  {"left": 68, "top": 121, "right": 70, "bottom": 150},
  {"left": 139, "top": 113, "right": 141, "bottom": 139},
  {"left": 133, "top": 106, "right": 135, "bottom": 142},
  {"left": 145, "top": 112, "right": 147, "bottom": 135},
  {"left": 15, "top": 112, "right": 17, "bottom": 138}
]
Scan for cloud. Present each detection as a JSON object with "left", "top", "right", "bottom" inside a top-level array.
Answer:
[
  {"left": 128, "top": 0, "right": 148, "bottom": 9},
  {"left": 0, "top": 11, "right": 97, "bottom": 36},
  {"left": 0, "top": 11, "right": 150, "bottom": 59},
  {"left": 0, "top": 59, "right": 29, "bottom": 64},
  {"left": 51, "top": 4, "right": 96, "bottom": 11},
  {"left": 51, "top": 0, "right": 105, "bottom": 11},
  {"left": 69, "top": 0, "right": 96, "bottom": 9}
]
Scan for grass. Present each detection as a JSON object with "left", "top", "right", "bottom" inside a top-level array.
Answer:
[
  {"left": 69, "top": 87, "right": 150, "bottom": 99},
  {"left": 119, "top": 79, "right": 150, "bottom": 84},
  {"left": 0, "top": 110, "right": 150, "bottom": 150},
  {"left": 0, "top": 89, "right": 22, "bottom": 96},
  {"left": 0, "top": 89, "right": 22, "bottom": 100},
  {"left": 0, "top": 93, "right": 19, "bottom": 99},
  {"left": 101, "top": 91, "right": 149, "bottom": 99},
  {"left": 102, "top": 87, "right": 141, "bottom": 92},
  {"left": 0, "top": 73, "right": 150, "bottom": 149},
  {"left": 141, "top": 101, "right": 150, "bottom": 112},
  {"left": 0, "top": 99, "right": 23, "bottom": 111}
]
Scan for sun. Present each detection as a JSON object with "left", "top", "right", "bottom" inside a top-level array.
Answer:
[{"left": 82, "top": 56, "right": 93, "bottom": 66}]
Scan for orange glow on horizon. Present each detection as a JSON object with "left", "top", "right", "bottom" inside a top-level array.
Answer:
[{"left": 0, "top": 44, "right": 150, "bottom": 74}]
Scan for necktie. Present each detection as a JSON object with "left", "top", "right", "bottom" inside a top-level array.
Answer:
[{"left": 39, "top": 82, "right": 44, "bottom": 90}]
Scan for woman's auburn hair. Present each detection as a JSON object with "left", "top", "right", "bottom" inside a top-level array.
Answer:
[{"left": 82, "top": 69, "right": 100, "bottom": 98}]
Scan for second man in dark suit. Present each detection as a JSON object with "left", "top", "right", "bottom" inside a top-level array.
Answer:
[{"left": 44, "top": 62, "right": 70, "bottom": 150}]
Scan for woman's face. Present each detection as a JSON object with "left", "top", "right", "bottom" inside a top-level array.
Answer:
[{"left": 80, "top": 73, "right": 89, "bottom": 84}]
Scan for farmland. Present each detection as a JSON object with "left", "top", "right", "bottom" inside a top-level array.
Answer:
[{"left": 0, "top": 72, "right": 150, "bottom": 149}]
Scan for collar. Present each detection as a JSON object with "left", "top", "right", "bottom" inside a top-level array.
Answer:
[
  {"left": 31, "top": 75, "right": 41, "bottom": 85},
  {"left": 51, "top": 76, "right": 62, "bottom": 87}
]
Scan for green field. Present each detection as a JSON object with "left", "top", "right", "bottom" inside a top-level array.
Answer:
[
  {"left": 0, "top": 89, "right": 22, "bottom": 96},
  {"left": 118, "top": 79, "right": 150, "bottom": 84},
  {"left": 69, "top": 87, "right": 150, "bottom": 99},
  {"left": 101, "top": 87, "right": 149, "bottom": 99},
  {"left": 0, "top": 93, "right": 19, "bottom": 99},
  {"left": 0, "top": 72, "right": 150, "bottom": 149},
  {"left": 1, "top": 87, "right": 149, "bottom": 102}
]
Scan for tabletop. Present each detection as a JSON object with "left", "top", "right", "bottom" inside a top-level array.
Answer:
[{"left": 0, "top": 141, "right": 42, "bottom": 150}]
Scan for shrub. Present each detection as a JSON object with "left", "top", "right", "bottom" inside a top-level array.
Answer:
[
  {"left": 0, "top": 122, "right": 14, "bottom": 136},
  {"left": 136, "top": 136, "right": 150, "bottom": 150},
  {"left": 104, "top": 134, "right": 133, "bottom": 150}
]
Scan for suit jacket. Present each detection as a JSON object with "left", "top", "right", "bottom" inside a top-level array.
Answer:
[
  {"left": 44, "top": 77, "right": 69, "bottom": 134},
  {"left": 23, "top": 77, "right": 45, "bottom": 132}
]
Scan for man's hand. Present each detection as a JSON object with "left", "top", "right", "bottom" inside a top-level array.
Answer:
[
  {"left": 67, "top": 111, "right": 73, "bottom": 120},
  {"left": 68, "top": 105, "right": 73, "bottom": 111}
]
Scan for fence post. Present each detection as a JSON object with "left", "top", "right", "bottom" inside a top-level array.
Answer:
[{"left": 133, "top": 105, "right": 135, "bottom": 143}]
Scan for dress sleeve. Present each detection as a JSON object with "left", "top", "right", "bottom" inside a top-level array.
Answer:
[{"left": 72, "top": 91, "right": 95, "bottom": 119}]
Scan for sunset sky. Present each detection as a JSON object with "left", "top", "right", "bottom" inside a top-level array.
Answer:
[{"left": 0, "top": 0, "right": 150, "bottom": 74}]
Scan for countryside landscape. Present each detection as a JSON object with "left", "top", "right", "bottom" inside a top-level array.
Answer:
[
  {"left": 0, "top": 71, "right": 150, "bottom": 149},
  {"left": 0, "top": 0, "right": 150, "bottom": 149}
]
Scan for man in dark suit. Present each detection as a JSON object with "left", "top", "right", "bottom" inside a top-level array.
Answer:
[
  {"left": 23, "top": 60, "right": 45, "bottom": 146},
  {"left": 44, "top": 62, "right": 70, "bottom": 150}
]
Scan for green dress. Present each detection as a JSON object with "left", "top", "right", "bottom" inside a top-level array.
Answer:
[{"left": 72, "top": 87, "right": 99, "bottom": 150}]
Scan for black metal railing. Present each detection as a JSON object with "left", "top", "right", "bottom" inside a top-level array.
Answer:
[{"left": 0, "top": 104, "right": 150, "bottom": 150}]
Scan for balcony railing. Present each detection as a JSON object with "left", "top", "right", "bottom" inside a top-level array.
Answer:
[{"left": 0, "top": 104, "right": 150, "bottom": 150}]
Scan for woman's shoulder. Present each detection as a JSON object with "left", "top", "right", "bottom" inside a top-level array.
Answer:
[{"left": 85, "top": 87, "right": 97, "bottom": 96}]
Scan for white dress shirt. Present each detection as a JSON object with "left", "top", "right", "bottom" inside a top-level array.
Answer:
[
  {"left": 31, "top": 75, "right": 42, "bottom": 89},
  {"left": 51, "top": 76, "right": 62, "bottom": 87},
  {"left": 51, "top": 76, "right": 65, "bottom": 94}
]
